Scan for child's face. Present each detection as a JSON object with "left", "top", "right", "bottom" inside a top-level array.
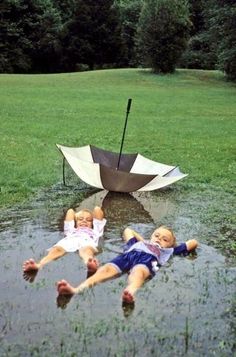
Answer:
[
  {"left": 75, "top": 210, "right": 93, "bottom": 229},
  {"left": 150, "top": 227, "right": 175, "bottom": 248}
]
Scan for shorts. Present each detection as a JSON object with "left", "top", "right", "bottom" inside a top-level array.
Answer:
[
  {"left": 109, "top": 250, "right": 159, "bottom": 277},
  {"left": 52, "top": 235, "right": 98, "bottom": 253}
]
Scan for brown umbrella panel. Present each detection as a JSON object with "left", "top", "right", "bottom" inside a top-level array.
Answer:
[{"left": 56, "top": 144, "right": 188, "bottom": 192}]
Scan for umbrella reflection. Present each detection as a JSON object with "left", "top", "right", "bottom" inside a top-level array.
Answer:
[
  {"left": 74, "top": 190, "right": 176, "bottom": 245},
  {"left": 75, "top": 190, "right": 175, "bottom": 226}
]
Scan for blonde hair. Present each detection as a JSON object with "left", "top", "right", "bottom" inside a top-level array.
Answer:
[
  {"left": 75, "top": 209, "right": 93, "bottom": 220},
  {"left": 159, "top": 225, "right": 176, "bottom": 247}
]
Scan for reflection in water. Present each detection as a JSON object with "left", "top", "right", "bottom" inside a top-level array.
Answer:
[
  {"left": 56, "top": 293, "right": 73, "bottom": 310},
  {"left": 75, "top": 190, "right": 175, "bottom": 226},
  {"left": 102, "top": 192, "right": 153, "bottom": 228},
  {"left": 23, "top": 269, "right": 38, "bottom": 283},
  {"left": 74, "top": 190, "right": 175, "bottom": 237},
  {"left": 122, "top": 300, "right": 135, "bottom": 318}
]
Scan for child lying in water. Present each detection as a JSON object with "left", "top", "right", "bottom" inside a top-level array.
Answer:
[
  {"left": 23, "top": 206, "right": 106, "bottom": 281},
  {"left": 56, "top": 225, "right": 198, "bottom": 304}
]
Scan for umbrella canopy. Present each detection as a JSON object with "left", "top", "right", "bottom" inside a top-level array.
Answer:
[{"left": 57, "top": 144, "right": 188, "bottom": 192}]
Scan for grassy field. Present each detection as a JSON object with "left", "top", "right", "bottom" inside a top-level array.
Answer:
[{"left": 0, "top": 68, "right": 235, "bottom": 207}]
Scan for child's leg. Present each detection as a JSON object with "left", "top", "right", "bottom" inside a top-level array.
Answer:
[
  {"left": 122, "top": 265, "right": 150, "bottom": 303},
  {"left": 57, "top": 263, "right": 119, "bottom": 295},
  {"left": 23, "top": 246, "right": 66, "bottom": 272},
  {"left": 79, "top": 246, "right": 99, "bottom": 273}
]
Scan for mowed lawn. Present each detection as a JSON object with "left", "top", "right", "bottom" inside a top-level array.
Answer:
[{"left": 0, "top": 68, "right": 235, "bottom": 207}]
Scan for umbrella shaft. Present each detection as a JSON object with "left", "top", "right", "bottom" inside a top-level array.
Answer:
[{"left": 117, "top": 99, "right": 132, "bottom": 169}]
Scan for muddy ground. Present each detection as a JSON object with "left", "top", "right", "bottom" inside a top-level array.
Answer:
[{"left": 0, "top": 185, "right": 235, "bottom": 356}]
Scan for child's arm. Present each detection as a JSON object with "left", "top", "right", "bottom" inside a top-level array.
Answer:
[
  {"left": 65, "top": 208, "right": 76, "bottom": 221},
  {"left": 92, "top": 206, "right": 104, "bottom": 220},
  {"left": 64, "top": 208, "right": 76, "bottom": 234},
  {"left": 186, "top": 239, "right": 198, "bottom": 251},
  {"left": 123, "top": 227, "right": 145, "bottom": 242},
  {"left": 174, "top": 239, "right": 198, "bottom": 255}
]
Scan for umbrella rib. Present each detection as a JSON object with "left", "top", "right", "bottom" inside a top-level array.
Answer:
[{"left": 163, "top": 166, "right": 177, "bottom": 177}]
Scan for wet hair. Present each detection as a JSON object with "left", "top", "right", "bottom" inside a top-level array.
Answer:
[{"left": 159, "top": 225, "right": 176, "bottom": 247}]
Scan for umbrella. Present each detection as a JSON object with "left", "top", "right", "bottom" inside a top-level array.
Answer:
[
  {"left": 56, "top": 143, "right": 187, "bottom": 192},
  {"left": 57, "top": 99, "right": 187, "bottom": 192}
]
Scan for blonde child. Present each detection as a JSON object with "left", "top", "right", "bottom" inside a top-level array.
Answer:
[
  {"left": 23, "top": 206, "right": 106, "bottom": 280},
  {"left": 56, "top": 225, "right": 198, "bottom": 304}
]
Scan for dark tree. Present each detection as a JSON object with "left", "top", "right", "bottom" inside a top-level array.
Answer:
[
  {"left": 188, "top": 0, "right": 205, "bottom": 35},
  {"left": 0, "top": 0, "right": 32, "bottom": 72},
  {"left": 180, "top": 0, "right": 217, "bottom": 70},
  {"left": 52, "top": 0, "right": 76, "bottom": 24},
  {"left": 60, "top": 0, "right": 125, "bottom": 71},
  {"left": 0, "top": 0, "right": 62, "bottom": 73},
  {"left": 27, "top": 0, "right": 62, "bottom": 73},
  {"left": 208, "top": 0, "right": 236, "bottom": 80},
  {"left": 115, "top": 0, "right": 143, "bottom": 66},
  {"left": 136, "top": 0, "right": 190, "bottom": 73}
]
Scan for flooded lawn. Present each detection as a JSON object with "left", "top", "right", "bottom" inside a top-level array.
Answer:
[{"left": 0, "top": 187, "right": 235, "bottom": 356}]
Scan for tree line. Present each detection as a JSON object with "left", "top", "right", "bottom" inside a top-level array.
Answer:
[{"left": 0, "top": 0, "right": 235, "bottom": 81}]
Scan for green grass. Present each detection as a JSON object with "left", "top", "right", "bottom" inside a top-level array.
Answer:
[{"left": 0, "top": 68, "right": 235, "bottom": 207}]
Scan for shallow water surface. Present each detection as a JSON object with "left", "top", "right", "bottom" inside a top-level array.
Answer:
[{"left": 0, "top": 189, "right": 235, "bottom": 356}]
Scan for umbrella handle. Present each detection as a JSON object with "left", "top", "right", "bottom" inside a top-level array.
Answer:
[
  {"left": 127, "top": 98, "right": 132, "bottom": 114},
  {"left": 117, "top": 98, "right": 132, "bottom": 170}
]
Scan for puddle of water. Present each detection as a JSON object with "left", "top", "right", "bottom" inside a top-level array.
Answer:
[{"left": 0, "top": 189, "right": 235, "bottom": 356}]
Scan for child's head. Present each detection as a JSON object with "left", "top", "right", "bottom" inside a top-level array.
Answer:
[
  {"left": 75, "top": 209, "right": 93, "bottom": 229},
  {"left": 150, "top": 226, "right": 176, "bottom": 248}
]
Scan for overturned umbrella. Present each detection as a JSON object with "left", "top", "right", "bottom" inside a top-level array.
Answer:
[
  {"left": 57, "top": 99, "right": 187, "bottom": 192},
  {"left": 56, "top": 144, "right": 187, "bottom": 192}
]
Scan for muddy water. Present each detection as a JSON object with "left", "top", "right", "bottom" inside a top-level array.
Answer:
[{"left": 0, "top": 188, "right": 235, "bottom": 356}]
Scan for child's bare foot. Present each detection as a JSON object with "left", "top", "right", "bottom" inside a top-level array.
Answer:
[
  {"left": 87, "top": 257, "right": 99, "bottom": 274},
  {"left": 23, "top": 259, "right": 40, "bottom": 272},
  {"left": 57, "top": 279, "right": 76, "bottom": 295},
  {"left": 122, "top": 290, "right": 135, "bottom": 305}
]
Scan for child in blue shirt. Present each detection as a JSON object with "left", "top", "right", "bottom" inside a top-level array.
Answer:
[{"left": 56, "top": 225, "right": 198, "bottom": 305}]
